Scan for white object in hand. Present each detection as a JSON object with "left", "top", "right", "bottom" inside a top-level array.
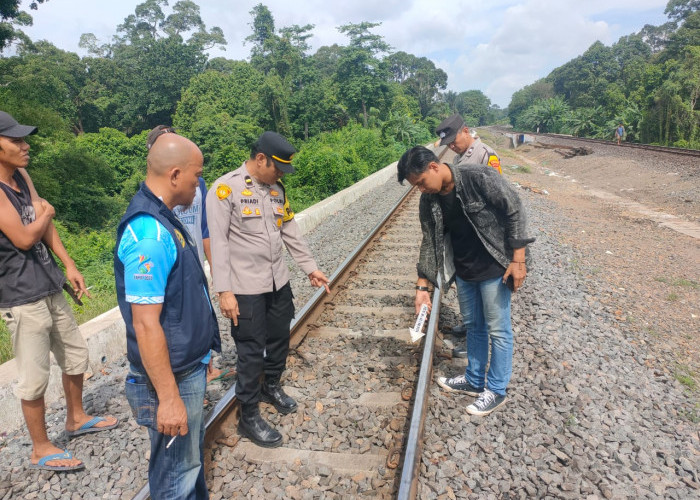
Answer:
[{"left": 409, "top": 303, "right": 429, "bottom": 342}]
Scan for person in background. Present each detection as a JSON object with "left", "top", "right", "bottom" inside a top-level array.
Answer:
[
  {"left": 615, "top": 123, "right": 625, "bottom": 146},
  {"left": 115, "top": 133, "right": 220, "bottom": 499},
  {"left": 0, "top": 110, "right": 118, "bottom": 472},
  {"left": 436, "top": 114, "right": 502, "bottom": 174},
  {"left": 397, "top": 146, "right": 534, "bottom": 416},
  {"left": 207, "top": 131, "right": 330, "bottom": 448}
]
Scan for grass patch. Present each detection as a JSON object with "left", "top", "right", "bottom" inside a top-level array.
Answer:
[
  {"left": 676, "top": 373, "right": 697, "bottom": 390},
  {"left": 0, "top": 321, "right": 11, "bottom": 364},
  {"left": 654, "top": 277, "right": 699, "bottom": 289},
  {"left": 680, "top": 404, "right": 700, "bottom": 424},
  {"left": 506, "top": 164, "right": 531, "bottom": 174},
  {"left": 666, "top": 292, "right": 679, "bottom": 301},
  {"left": 674, "top": 365, "right": 698, "bottom": 391}
]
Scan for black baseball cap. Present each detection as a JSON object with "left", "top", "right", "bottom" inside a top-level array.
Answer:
[
  {"left": 436, "top": 114, "right": 465, "bottom": 146},
  {"left": 0, "top": 111, "right": 38, "bottom": 138},
  {"left": 254, "top": 131, "right": 296, "bottom": 173},
  {"left": 146, "top": 125, "right": 176, "bottom": 149}
]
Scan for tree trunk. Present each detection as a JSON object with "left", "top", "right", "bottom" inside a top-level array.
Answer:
[
  {"left": 361, "top": 100, "right": 368, "bottom": 128},
  {"left": 304, "top": 121, "right": 309, "bottom": 141}
]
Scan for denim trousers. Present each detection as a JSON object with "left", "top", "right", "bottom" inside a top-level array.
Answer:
[
  {"left": 125, "top": 362, "right": 208, "bottom": 500},
  {"left": 455, "top": 275, "right": 513, "bottom": 396}
]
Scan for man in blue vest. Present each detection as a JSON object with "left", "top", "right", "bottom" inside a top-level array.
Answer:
[{"left": 115, "top": 133, "right": 221, "bottom": 499}]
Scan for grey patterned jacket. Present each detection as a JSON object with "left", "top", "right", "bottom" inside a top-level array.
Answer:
[{"left": 416, "top": 163, "right": 535, "bottom": 288}]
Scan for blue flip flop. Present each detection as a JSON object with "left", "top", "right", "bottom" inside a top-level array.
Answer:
[
  {"left": 66, "top": 416, "right": 119, "bottom": 438},
  {"left": 28, "top": 449, "right": 85, "bottom": 471}
]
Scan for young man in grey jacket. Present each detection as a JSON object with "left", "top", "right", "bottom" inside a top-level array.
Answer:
[{"left": 397, "top": 146, "right": 534, "bottom": 416}]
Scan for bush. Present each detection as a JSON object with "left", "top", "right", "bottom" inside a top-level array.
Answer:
[{"left": 284, "top": 124, "right": 404, "bottom": 211}]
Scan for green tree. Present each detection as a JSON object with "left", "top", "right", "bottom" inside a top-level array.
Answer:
[
  {"left": 0, "top": 0, "right": 47, "bottom": 51},
  {"left": 385, "top": 51, "right": 447, "bottom": 118},
  {"left": 336, "top": 22, "right": 391, "bottom": 127},
  {"left": 79, "top": 0, "right": 226, "bottom": 132},
  {"left": 508, "top": 79, "right": 554, "bottom": 126}
]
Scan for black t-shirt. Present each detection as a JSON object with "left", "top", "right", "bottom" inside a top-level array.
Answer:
[
  {"left": 439, "top": 189, "right": 504, "bottom": 281},
  {"left": 0, "top": 171, "right": 65, "bottom": 307}
]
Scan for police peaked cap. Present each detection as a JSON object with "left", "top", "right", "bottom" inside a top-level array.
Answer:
[
  {"left": 436, "top": 114, "right": 466, "bottom": 146},
  {"left": 255, "top": 131, "right": 296, "bottom": 174}
]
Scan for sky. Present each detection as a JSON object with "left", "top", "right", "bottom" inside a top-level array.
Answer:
[{"left": 17, "top": 0, "right": 670, "bottom": 107}]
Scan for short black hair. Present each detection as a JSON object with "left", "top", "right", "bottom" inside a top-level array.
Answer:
[{"left": 397, "top": 146, "right": 438, "bottom": 184}]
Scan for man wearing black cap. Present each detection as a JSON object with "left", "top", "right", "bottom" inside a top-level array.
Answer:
[
  {"left": 0, "top": 111, "right": 118, "bottom": 472},
  {"left": 207, "top": 131, "right": 330, "bottom": 447},
  {"left": 436, "top": 114, "right": 502, "bottom": 174}
]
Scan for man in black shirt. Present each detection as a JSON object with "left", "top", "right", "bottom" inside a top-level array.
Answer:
[
  {"left": 0, "top": 111, "right": 118, "bottom": 471},
  {"left": 398, "top": 146, "right": 534, "bottom": 416}
]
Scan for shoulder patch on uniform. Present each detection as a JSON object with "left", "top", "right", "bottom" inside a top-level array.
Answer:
[
  {"left": 216, "top": 184, "right": 232, "bottom": 200},
  {"left": 282, "top": 195, "right": 294, "bottom": 222},
  {"left": 487, "top": 154, "right": 502, "bottom": 174},
  {"left": 241, "top": 188, "right": 253, "bottom": 196},
  {"left": 174, "top": 229, "right": 186, "bottom": 248}
]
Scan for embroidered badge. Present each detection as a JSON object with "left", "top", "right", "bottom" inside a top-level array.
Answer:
[
  {"left": 276, "top": 207, "right": 284, "bottom": 215},
  {"left": 270, "top": 190, "right": 279, "bottom": 196},
  {"left": 241, "top": 189, "right": 253, "bottom": 196},
  {"left": 282, "top": 195, "right": 295, "bottom": 222},
  {"left": 255, "top": 208, "right": 261, "bottom": 215},
  {"left": 276, "top": 218, "right": 282, "bottom": 227},
  {"left": 216, "top": 184, "right": 232, "bottom": 200},
  {"left": 487, "top": 154, "right": 502, "bottom": 174},
  {"left": 242, "top": 207, "right": 252, "bottom": 215},
  {"left": 174, "top": 229, "right": 186, "bottom": 248}
]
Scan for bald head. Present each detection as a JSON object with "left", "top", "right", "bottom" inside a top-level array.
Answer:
[
  {"left": 144, "top": 133, "right": 204, "bottom": 209},
  {"left": 147, "top": 133, "right": 203, "bottom": 176}
]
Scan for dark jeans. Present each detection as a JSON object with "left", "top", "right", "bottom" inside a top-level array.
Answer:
[
  {"left": 231, "top": 282, "right": 295, "bottom": 404},
  {"left": 125, "top": 362, "right": 208, "bottom": 500}
]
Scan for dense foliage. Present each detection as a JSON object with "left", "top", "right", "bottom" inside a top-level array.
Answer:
[
  {"left": 508, "top": 0, "right": 699, "bottom": 148},
  {"left": 0, "top": 1, "right": 474, "bottom": 361}
]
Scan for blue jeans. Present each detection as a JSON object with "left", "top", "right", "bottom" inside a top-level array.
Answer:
[
  {"left": 455, "top": 275, "right": 513, "bottom": 396},
  {"left": 125, "top": 362, "right": 208, "bottom": 500}
]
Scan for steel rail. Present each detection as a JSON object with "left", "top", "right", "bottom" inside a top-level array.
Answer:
[
  {"left": 131, "top": 183, "right": 415, "bottom": 500},
  {"left": 540, "top": 133, "right": 700, "bottom": 157},
  {"left": 496, "top": 127, "right": 700, "bottom": 158},
  {"left": 397, "top": 273, "right": 442, "bottom": 500}
]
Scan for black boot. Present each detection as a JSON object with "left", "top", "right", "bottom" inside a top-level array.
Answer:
[
  {"left": 261, "top": 376, "right": 298, "bottom": 414},
  {"left": 238, "top": 403, "right": 283, "bottom": 448}
]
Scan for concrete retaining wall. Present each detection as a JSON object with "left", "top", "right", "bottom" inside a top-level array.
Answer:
[{"left": 0, "top": 160, "right": 399, "bottom": 433}]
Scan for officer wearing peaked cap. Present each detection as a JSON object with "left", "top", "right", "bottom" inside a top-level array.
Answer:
[
  {"left": 435, "top": 114, "right": 503, "bottom": 355},
  {"left": 207, "top": 131, "right": 330, "bottom": 448},
  {"left": 436, "top": 114, "right": 502, "bottom": 174}
]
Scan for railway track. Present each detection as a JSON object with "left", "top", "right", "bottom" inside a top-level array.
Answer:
[
  {"left": 133, "top": 185, "right": 443, "bottom": 499},
  {"left": 493, "top": 127, "right": 700, "bottom": 158}
]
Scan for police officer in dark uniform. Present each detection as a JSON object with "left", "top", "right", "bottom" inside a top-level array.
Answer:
[{"left": 207, "top": 131, "right": 330, "bottom": 448}]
